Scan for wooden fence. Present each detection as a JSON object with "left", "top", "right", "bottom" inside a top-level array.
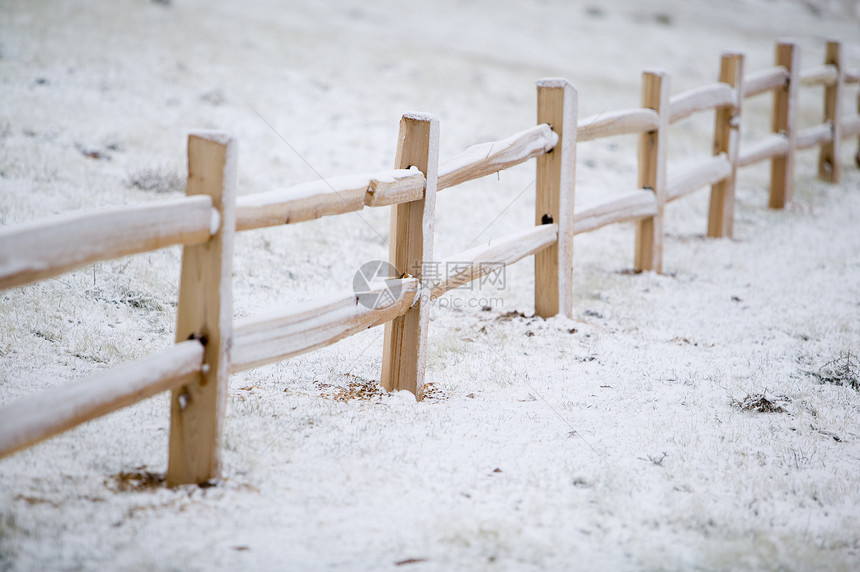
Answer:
[{"left": 1, "top": 40, "right": 858, "bottom": 486}]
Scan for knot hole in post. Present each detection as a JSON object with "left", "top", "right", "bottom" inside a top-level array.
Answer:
[{"left": 541, "top": 214, "right": 554, "bottom": 225}]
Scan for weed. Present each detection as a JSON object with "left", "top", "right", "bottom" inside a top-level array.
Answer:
[
  {"left": 810, "top": 351, "right": 859, "bottom": 390},
  {"left": 733, "top": 393, "right": 787, "bottom": 413},
  {"left": 126, "top": 166, "right": 185, "bottom": 194},
  {"left": 106, "top": 470, "right": 165, "bottom": 492}
]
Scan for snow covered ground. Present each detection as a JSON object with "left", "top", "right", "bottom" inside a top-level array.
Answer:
[{"left": 2, "top": 0, "right": 860, "bottom": 569}]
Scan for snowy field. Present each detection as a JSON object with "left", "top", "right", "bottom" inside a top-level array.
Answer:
[{"left": 2, "top": 0, "right": 860, "bottom": 570}]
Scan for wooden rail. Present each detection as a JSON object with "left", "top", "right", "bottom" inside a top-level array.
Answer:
[
  {"left": 0, "top": 196, "right": 216, "bottom": 290},
  {"left": 843, "top": 115, "right": 860, "bottom": 139},
  {"left": 574, "top": 190, "right": 658, "bottom": 235},
  {"left": 0, "top": 341, "right": 204, "bottom": 459},
  {"left": 430, "top": 225, "right": 557, "bottom": 299},
  {"left": 236, "top": 169, "right": 426, "bottom": 231},
  {"left": 437, "top": 124, "right": 557, "bottom": 191},
  {"left": 577, "top": 108, "right": 660, "bottom": 142},
  {"left": 667, "top": 155, "right": 732, "bottom": 202},
  {"left": 800, "top": 64, "right": 838, "bottom": 87},
  {"left": 232, "top": 278, "right": 419, "bottom": 373},
  {"left": 742, "top": 66, "right": 788, "bottom": 98},
  {"left": 669, "top": 83, "right": 737, "bottom": 124},
  {"left": 795, "top": 124, "right": 833, "bottom": 150},
  {"left": 738, "top": 134, "right": 789, "bottom": 168}
]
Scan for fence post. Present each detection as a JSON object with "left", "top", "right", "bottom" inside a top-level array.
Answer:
[
  {"left": 167, "top": 132, "right": 237, "bottom": 486},
  {"left": 535, "top": 78, "right": 577, "bottom": 319},
  {"left": 770, "top": 41, "right": 799, "bottom": 209},
  {"left": 819, "top": 40, "right": 843, "bottom": 183},
  {"left": 856, "top": 91, "right": 860, "bottom": 168},
  {"left": 708, "top": 53, "right": 745, "bottom": 238},
  {"left": 635, "top": 70, "right": 670, "bottom": 273},
  {"left": 381, "top": 113, "right": 439, "bottom": 401}
]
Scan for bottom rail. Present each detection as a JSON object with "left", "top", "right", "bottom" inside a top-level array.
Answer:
[
  {"left": 0, "top": 341, "right": 205, "bottom": 459},
  {"left": 795, "top": 124, "right": 833, "bottom": 151},
  {"left": 231, "top": 278, "right": 420, "bottom": 372},
  {"left": 738, "top": 134, "right": 789, "bottom": 168},
  {"left": 574, "top": 189, "right": 658, "bottom": 235},
  {"left": 841, "top": 115, "right": 860, "bottom": 140},
  {"left": 431, "top": 225, "right": 558, "bottom": 299},
  {"left": 667, "top": 154, "right": 732, "bottom": 202}
]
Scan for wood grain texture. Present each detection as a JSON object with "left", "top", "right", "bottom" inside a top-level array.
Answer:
[
  {"left": 437, "top": 125, "right": 557, "bottom": 191},
  {"left": 800, "top": 64, "right": 838, "bottom": 87},
  {"left": 743, "top": 66, "right": 789, "bottom": 98},
  {"left": 0, "top": 196, "right": 213, "bottom": 291},
  {"left": 535, "top": 78, "right": 577, "bottom": 318},
  {"left": 0, "top": 341, "right": 204, "bottom": 460},
  {"left": 232, "top": 279, "right": 419, "bottom": 372},
  {"left": 635, "top": 70, "right": 670, "bottom": 273},
  {"left": 842, "top": 114, "right": 860, "bottom": 139},
  {"left": 381, "top": 114, "right": 439, "bottom": 400},
  {"left": 818, "top": 41, "right": 842, "bottom": 183},
  {"left": 430, "top": 225, "right": 557, "bottom": 300},
  {"left": 667, "top": 155, "right": 732, "bottom": 203},
  {"left": 770, "top": 41, "right": 799, "bottom": 209},
  {"left": 709, "top": 53, "right": 744, "bottom": 239},
  {"left": 168, "top": 132, "right": 237, "bottom": 487},
  {"left": 795, "top": 124, "right": 834, "bottom": 150},
  {"left": 574, "top": 190, "right": 658, "bottom": 235},
  {"left": 738, "top": 134, "right": 789, "bottom": 167},
  {"left": 577, "top": 108, "right": 660, "bottom": 142},
  {"left": 235, "top": 169, "right": 425, "bottom": 230},
  {"left": 669, "top": 82, "right": 736, "bottom": 124}
]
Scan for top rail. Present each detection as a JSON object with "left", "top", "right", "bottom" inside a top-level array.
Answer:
[
  {"left": 437, "top": 124, "right": 557, "bottom": 191},
  {"left": 800, "top": 64, "right": 838, "bottom": 87},
  {"left": 0, "top": 196, "right": 216, "bottom": 291},
  {"left": 577, "top": 108, "right": 660, "bottom": 142},
  {"left": 742, "top": 66, "right": 789, "bottom": 98},
  {"left": 669, "top": 82, "right": 737, "bottom": 124},
  {"left": 235, "top": 169, "right": 425, "bottom": 231}
]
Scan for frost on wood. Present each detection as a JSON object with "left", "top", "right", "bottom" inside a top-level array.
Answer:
[
  {"left": 0, "top": 341, "right": 204, "bottom": 458},
  {"left": 235, "top": 169, "right": 425, "bottom": 230},
  {"left": 437, "top": 124, "right": 558, "bottom": 190},
  {"left": 0, "top": 197, "right": 214, "bottom": 290},
  {"left": 231, "top": 278, "right": 420, "bottom": 372}
]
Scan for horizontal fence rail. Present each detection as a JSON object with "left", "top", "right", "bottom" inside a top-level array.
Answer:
[
  {"left": 742, "top": 66, "right": 789, "bottom": 98},
  {"left": 573, "top": 190, "right": 659, "bottom": 235},
  {"left": 577, "top": 108, "right": 660, "bottom": 142},
  {"left": 0, "top": 341, "right": 205, "bottom": 459},
  {"left": 800, "top": 64, "right": 838, "bottom": 86},
  {"left": 0, "top": 39, "right": 858, "bottom": 487},
  {"left": 0, "top": 196, "right": 217, "bottom": 290},
  {"left": 236, "top": 169, "right": 426, "bottom": 231},
  {"left": 669, "top": 82, "right": 737, "bottom": 124},
  {"left": 231, "top": 278, "right": 420, "bottom": 372},
  {"left": 430, "top": 224, "right": 558, "bottom": 299},
  {"left": 796, "top": 123, "right": 834, "bottom": 150},
  {"left": 738, "top": 134, "right": 789, "bottom": 168},
  {"left": 667, "top": 155, "right": 732, "bottom": 202},
  {"left": 437, "top": 124, "right": 557, "bottom": 190}
]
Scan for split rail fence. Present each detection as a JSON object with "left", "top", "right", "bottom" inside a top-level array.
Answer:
[{"left": 1, "top": 40, "right": 858, "bottom": 485}]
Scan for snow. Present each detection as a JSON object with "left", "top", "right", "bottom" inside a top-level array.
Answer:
[{"left": 2, "top": 0, "right": 860, "bottom": 570}]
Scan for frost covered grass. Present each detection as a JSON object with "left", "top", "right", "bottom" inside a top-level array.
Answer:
[{"left": 2, "top": 0, "right": 860, "bottom": 570}]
